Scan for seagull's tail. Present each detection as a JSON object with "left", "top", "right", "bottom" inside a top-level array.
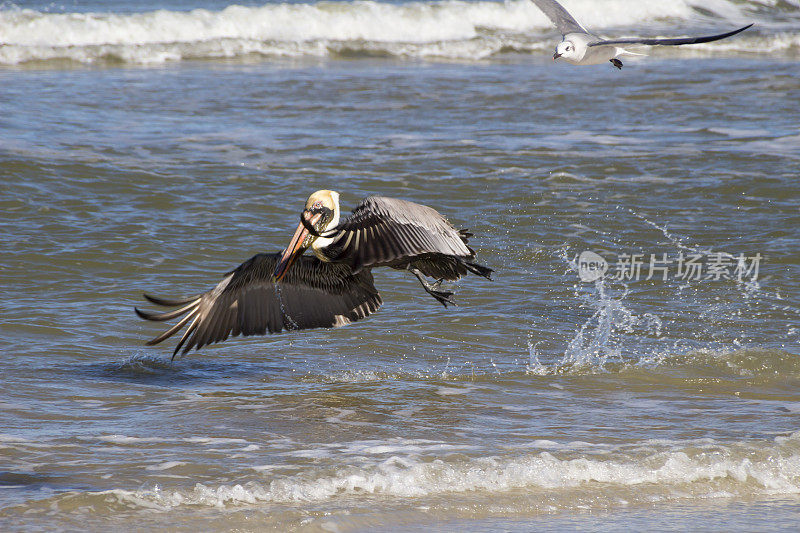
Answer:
[{"left": 617, "top": 47, "right": 647, "bottom": 58}]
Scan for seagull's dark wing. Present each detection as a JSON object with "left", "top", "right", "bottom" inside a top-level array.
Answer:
[
  {"left": 136, "top": 253, "right": 382, "bottom": 358},
  {"left": 319, "top": 196, "right": 476, "bottom": 274},
  {"left": 529, "top": 0, "right": 590, "bottom": 36},
  {"left": 589, "top": 23, "right": 753, "bottom": 47}
]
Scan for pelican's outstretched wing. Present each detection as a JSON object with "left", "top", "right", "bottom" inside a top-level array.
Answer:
[
  {"left": 319, "top": 196, "right": 479, "bottom": 274},
  {"left": 529, "top": 0, "right": 590, "bottom": 36},
  {"left": 136, "top": 254, "right": 382, "bottom": 358},
  {"left": 589, "top": 24, "right": 753, "bottom": 47}
]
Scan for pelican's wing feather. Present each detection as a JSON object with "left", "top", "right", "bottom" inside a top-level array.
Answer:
[
  {"left": 589, "top": 24, "right": 752, "bottom": 47},
  {"left": 136, "top": 253, "right": 382, "bottom": 358},
  {"left": 322, "top": 196, "right": 475, "bottom": 272}
]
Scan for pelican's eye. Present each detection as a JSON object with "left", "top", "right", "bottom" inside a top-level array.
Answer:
[{"left": 312, "top": 206, "right": 334, "bottom": 231}]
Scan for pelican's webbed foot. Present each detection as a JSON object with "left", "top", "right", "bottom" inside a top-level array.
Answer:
[
  {"left": 610, "top": 58, "right": 623, "bottom": 69},
  {"left": 408, "top": 267, "right": 455, "bottom": 307}
]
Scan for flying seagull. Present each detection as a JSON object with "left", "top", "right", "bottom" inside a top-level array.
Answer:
[
  {"left": 136, "top": 190, "right": 493, "bottom": 358},
  {"left": 529, "top": 0, "right": 753, "bottom": 69}
]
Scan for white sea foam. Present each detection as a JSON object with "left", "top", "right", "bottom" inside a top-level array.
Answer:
[
  {"left": 146, "top": 461, "right": 187, "bottom": 471},
  {"left": 435, "top": 384, "right": 476, "bottom": 395},
  {"left": 97, "top": 435, "right": 166, "bottom": 444},
  {"left": 97, "top": 432, "right": 800, "bottom": 511},
  {"left": 0, "top": 433, "right": 31, "bottom": 443},
  {"left": 183, "top": 436, "right": 250, "bottom": 445},
  {"left": 282, "top": 438, "right": 475, "bottom": 460},
  {"left": 0, "top": 0, "right": 789, "bottom": 65}
]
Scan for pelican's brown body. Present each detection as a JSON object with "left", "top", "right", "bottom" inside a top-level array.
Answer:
[{"left": 136, "top": 190, "right": 492, "bottom": 357}]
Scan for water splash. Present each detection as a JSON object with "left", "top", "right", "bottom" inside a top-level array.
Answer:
[
  {"left": 561, "top": 276, "right": 662, "bottom": 369},
  {"left": 274, "top": 284, "right": 299, "bottom": 330},
  {"left": 535, "top": 206, "right": 797, "bottom": 374},
  {"left": 526, "top": 337, "right": 548, "bottom": 375}
]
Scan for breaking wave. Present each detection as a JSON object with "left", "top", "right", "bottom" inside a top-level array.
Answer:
[
  {"left": 31, "top": 432, "right": 800, "bottom": 515},
  {"left": 0, "top": 0, "right": 795, "bottom": 65}
]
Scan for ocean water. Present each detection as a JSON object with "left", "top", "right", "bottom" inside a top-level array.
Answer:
[{"left": 2, "top": 0, "right": 800, "bottom": 531}]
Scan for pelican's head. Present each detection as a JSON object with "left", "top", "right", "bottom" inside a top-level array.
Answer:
[
  {"left": 273, "top": 190, "right": 340, "bottom": 281},
  {"left": 553, "top": 40, "right": 577, "bottom": 61}
]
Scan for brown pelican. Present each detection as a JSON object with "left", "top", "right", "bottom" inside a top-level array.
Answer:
[{"left": 136, "top": 190, "right": 493, "bottom": 358}]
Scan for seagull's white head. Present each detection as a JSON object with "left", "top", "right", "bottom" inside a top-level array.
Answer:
[{"left": 553, "top": 40, "right": 579, "bottom": 62}]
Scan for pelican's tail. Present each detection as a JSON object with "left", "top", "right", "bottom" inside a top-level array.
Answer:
[{"left": 464, "top": 261, "right": 493, "bottom": 280}]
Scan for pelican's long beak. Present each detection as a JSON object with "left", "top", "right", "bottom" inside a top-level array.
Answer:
[
  {"left": 272, "top": 211, "right": 322, "bottom": 282},
  {"left": 553, "top": 52, "right": 562, "bottom": 60}
]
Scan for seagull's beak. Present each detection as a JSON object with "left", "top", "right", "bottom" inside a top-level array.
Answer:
[
  {"left": 273, "top": 210, "right": 322, "bottom": 282},
  {"left": 553, "top": 52, "right": 562, "bottom": 60}
]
